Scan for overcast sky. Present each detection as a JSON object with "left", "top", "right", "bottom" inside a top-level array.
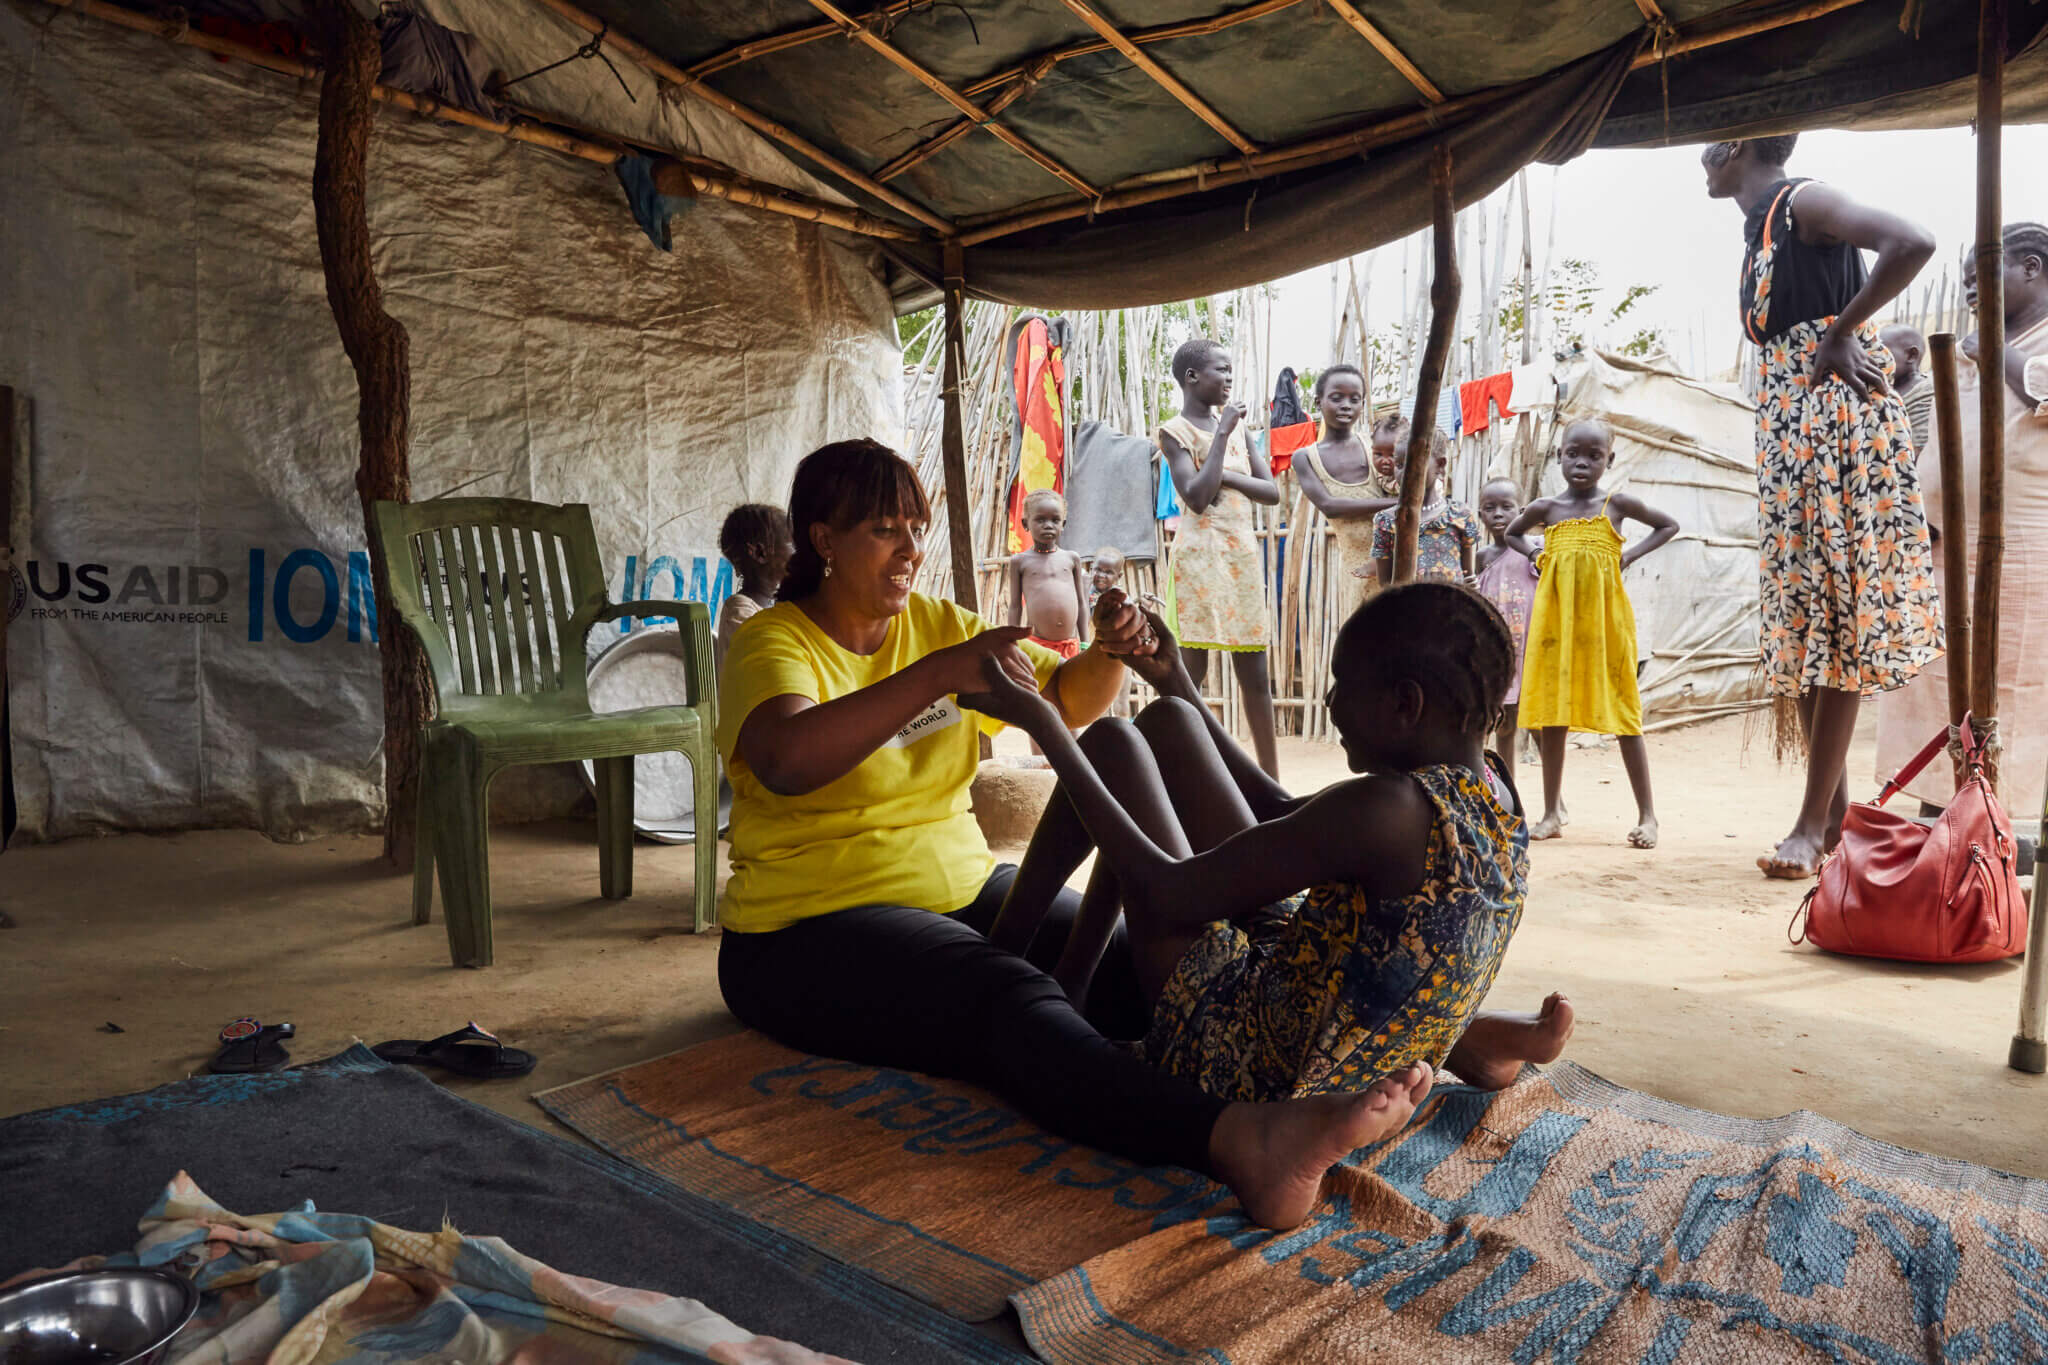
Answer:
[{"left": 1266, "top": 125, "right": 2048, "bottom": 380}]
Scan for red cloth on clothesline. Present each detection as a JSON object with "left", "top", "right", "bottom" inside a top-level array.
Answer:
[
  {"left": 1266, "top": 421, "right": 1318, "bottom": 475},
  {"left": 1459, "top": 373, "right": 1515, "bottom": 434}
]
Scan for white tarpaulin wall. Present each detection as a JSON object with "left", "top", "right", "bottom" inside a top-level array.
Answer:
[
  {"left": 0, "top": 7, "right": 902, "bottom": 841},
  {"left": 1517, "top": 349, "right": 1764, "bottom": 728}
]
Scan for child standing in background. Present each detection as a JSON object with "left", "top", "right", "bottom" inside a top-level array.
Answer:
[
  {"left": 1371, "top": 428, "right": 1480, "bottom": 585},
  {"left": 1295, "top": 364, "right": 1395, "bottom": 612},
  {"left": 714, "top": 503, "right": 793, "bottom": 684},
  {"left": 1475, "top": 478, "right": 1539, "bottom": 755},
  {"left": 1506, "top": 419, "right": 1679, "bottom": 849},
  {"left": 1006, "top": 489, "right": 1089, "bottom": 660},
  {"left": 1088, "top": 546, "right": 1126, "bottom": 616}
]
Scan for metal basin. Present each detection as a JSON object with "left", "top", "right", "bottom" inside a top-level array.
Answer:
[{"left": 0, "top": 1268, "right": 198, "bottom": 1365}]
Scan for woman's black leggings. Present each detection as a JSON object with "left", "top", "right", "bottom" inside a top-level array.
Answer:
[{"left": 717, "top": 866, "right": 1227, "bottom": 1173}]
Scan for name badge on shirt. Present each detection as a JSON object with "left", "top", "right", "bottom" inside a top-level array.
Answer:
[{"left": 886, "top": 695, "right": 966, "bottom": 749}]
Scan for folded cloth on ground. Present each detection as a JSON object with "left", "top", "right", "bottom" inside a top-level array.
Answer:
[{"left": 6, "top": 1172, "right": 849, "bottom": 1364}]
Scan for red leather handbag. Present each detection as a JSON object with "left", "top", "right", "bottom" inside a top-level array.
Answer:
[{"left": 1792, "top": 715, "right": 2026, "bottom": 964}]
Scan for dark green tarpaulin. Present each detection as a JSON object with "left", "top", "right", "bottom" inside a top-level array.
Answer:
[{"left": 578, "top": 0, "right": 2048, "bottom": 309}]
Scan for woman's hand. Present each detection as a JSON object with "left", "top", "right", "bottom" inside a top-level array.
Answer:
[
  {"left": 1087, "top": 587, "right": 1148, "bottom": 656},
  {"left": 1119, "top": 603, "right": 1186, "bottom": 692},
  {"left": 924, "top": 625, "right": 1038, "bottom": 697},
  {"left": 1217, "top": 401, "right": 1247, "bottom": 436},
  {"left": 1814, "top": 329, "right": 1889, "bottom": 401},
  {"left": 959, "top": 654, "right": 1063, "bottom": 736}
]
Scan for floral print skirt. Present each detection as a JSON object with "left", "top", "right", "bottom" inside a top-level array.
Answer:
[{"left": 1754, "top": 318, "right": 1943, "bottom": 696}]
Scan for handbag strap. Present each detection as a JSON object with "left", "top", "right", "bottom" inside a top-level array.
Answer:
[{"left": 1873, "top": 720, "right": 1962, "bottom": 807}]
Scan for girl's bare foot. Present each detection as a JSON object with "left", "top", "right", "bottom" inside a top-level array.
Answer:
[
  {"left": 1529, "top": 810, "right": 1564, "bottom": 840},
  {"left": 1445, "top": 994, "right": 1575, "bottom": 1090},
  {"left": 1758, "top": 827, "right": 1825, "bottom": 879},
  {"left": 1208, "top": 1064, "right": 1434, "bottom": 1230},
  {"left": 1627, "top": 816, "right": 1659, "bottom": 849}
]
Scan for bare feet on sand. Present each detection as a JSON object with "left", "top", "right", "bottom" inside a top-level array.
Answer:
[
  {"left": 1529, "top": 810, "right": 1564, "bottom": 840},
  {"left": 1445, "top": 994, "right": 1576, "bottom": 1091},
  {"left": 1758, "top": 827, "right": 1825, "bottom": 879},
  {"left": 1628, "top": 817, "right": 1659, "bottom": 849},
  {"left": 1209, "top": 1064, "right": 1434, "bottom": 1229}
]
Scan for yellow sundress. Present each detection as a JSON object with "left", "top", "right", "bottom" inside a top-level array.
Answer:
[
  {"left": 1159, "top": 414, "right": 1269, "bottom": 650},
  {"left": 1519, "top": 499, "right": 1642, "bottom": 737}
]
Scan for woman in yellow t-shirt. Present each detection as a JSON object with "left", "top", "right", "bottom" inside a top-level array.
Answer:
[{"left": 720, "top": 439, "right": 1431, "bottom": 1231}]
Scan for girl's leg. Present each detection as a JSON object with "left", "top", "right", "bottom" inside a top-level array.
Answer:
[
  {"left": 1231, "top": 649, "right": 1282, "bottom": 779},
  {"left": 1183, "top": 646, "right": 1210, "bottom": 693},
  {"left": 1530, "top": 726, "right": 1568, "bottom": 839},
  {"left": 1495, "top": 701, "right": 1519, "bottom": 759},
  {"left": 1618, "top": 735, "right": 1658, "bottom": 848},
  {"left": 719, "top": 902, "right": 1431, "bottom": 1230},
  {"left": 1762, "top": 686, "right": 1858, "bottom": 877}
]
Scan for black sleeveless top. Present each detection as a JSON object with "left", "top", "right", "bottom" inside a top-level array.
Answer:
[{"left": 1740, "top": 178, "right": 1868, "bottom": 343}]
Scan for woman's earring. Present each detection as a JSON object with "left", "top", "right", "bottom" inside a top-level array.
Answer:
[{"left": 824, "top": 560, "right": 833, "bottom": 579}]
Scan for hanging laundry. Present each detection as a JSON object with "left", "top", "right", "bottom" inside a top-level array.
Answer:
[
  {"left": 1458, "top": 372, "right": 1517, "bottom": 435},
  {"left": 1265, "top": 365, "right": 1316, "bottom": 473},
  {"left": 1156, "top": 457, "right": 1182, "bottom": 523},
  {"left": 1004, "top": 316, "right": 1070, "bottom": 553},
  {"left": 1508, "top": 363, "right": 1557, "bottom": 414},
  {"left": 378, "top": 6, "right": 501, "bottom": 121},
  {"left": 1400, "top": 386, "right": 1461, "bottom": 438},
  {"left": 1269, "top": 367, "right": 1309, "bottom": 427},
  {"left": 1063, "top": 421, "right": 1158, "bottom": 562},
  {"left": 615, "top": 155, "right": 698, "bottom": 251}
]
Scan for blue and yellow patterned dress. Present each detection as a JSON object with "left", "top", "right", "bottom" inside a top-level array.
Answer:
[{"left": 1141, "top": 760, "right": 1528, "bottom": 1102}]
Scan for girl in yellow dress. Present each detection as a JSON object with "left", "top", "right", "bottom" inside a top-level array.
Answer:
[{"left": 1506, "top": 419, "right": 1679, "bottom": 849}]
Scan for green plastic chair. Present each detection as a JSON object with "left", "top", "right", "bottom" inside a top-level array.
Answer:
[{"left": 372, "top": 497, "right": 719, "bottom": 967}]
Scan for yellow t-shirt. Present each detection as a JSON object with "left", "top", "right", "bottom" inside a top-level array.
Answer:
[{"left": 715, "top": 593, "right": 1063, "bottom": 933}]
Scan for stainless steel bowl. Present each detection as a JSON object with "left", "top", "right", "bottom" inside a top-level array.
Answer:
[{"left": 0, "top": 1267, "right": 199, "bottom": 1365}]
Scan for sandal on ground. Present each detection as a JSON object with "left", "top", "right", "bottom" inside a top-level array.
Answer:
[
  {"left": 210, "top": 1017, "right": 294, "bottom": 1074},
  {"left": 373, "top": 1022, "right": 536, "bottom": 1079}
]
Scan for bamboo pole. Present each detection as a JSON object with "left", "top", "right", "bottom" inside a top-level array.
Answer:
[
  {"left": 526, "top": 0, "right": 951, "bottom": 233},
  {"left": 1323, "top": 0, "right": 1444, "bottom": 102},
  {"left": 1056, "top": 0, "right": 1259, "bottom": 152},
  {"left": 39, "top": 0, "right": 919, "bottom": 241},
  {"left": 876, "top": 57, "right": 1054, "bottom": 183},
  {"left": 1393, "top": 147, "right": 1459, "bottom": 582},
  {"left": 1970, "top": 0, "right": 2007, "bottom": 784},
  {"left": 940, "top": 244, "right": 979, "bottom": 612},
  {"left": 1928, "top": 334, "right": 1975, "bottom": 755}
]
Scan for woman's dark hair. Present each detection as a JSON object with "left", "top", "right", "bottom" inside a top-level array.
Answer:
[
  {"left": 781, "top": 439, "right": 931, "bottom": 600},
  {"left": 1748, "top": 134, "right": 1798, "bottom": 167},
  {"left": 719, "top": 503, "right": 790, "bottom": 572},
  {"left": 1336, "top": 582, "right": 1515, "bottom": 736},
  {"left": 1314, "top": 363, "right": 1366, "bottom": 400}
]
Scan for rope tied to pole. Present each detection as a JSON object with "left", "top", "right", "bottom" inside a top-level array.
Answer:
[
  {"left": 496, "top": 17, "right": 635, "bottom": 101},
  {"left": 1949, "top": 715, "right": 2005, "bottom": 767}
]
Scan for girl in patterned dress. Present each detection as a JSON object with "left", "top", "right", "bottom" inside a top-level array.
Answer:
[
  {"left": 1370, "top": 427, "right": 1481, "bottom": 585},
  {"left": 1158, "top": 337, "right": 1281, "bottom": 777},
  {"left": 1475, "top": 478, "right": 1540, "bottom": 754},
  {"left": 1703, "top": 135, "right": 1942, "bottom": 879},
  {"left": 968, "top": 581, "right": 1555, "bottom": 1105}
]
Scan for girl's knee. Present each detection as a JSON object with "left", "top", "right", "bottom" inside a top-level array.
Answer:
[
  {"left": 1133, "top": 694, "right": 1204, "bottom": 741},
  {"left": 1078, "top": 715, "right": 1144, "bottom": 760}
]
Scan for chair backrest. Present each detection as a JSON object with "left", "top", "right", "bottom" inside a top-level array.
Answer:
[{"left": 372, "top": 497, "right": 608, "bottom": 716}]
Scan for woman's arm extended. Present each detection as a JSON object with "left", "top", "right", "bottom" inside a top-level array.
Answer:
[
  {"left": 736, "top": 628, "right": 1035, "bottom": 796},
  {"left": 1297, "top": 455, "right": 1396, "bottom": 520},
  {"left": 1614, "top": 493, "right": 1680, "bottom": 570},
  {"left": 1223, "top": 435, "right": 1281, "bottom": 506},
  {"left": 1791, "top": 184, "right": 1936, "bottom": 398}
]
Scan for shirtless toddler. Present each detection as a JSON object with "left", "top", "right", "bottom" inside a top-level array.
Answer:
[{"left": 1005, "top": 489, "right": 1089, "bottom": 659}]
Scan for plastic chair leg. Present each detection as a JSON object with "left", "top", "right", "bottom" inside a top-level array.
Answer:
[
  {"left": 432, "top": 748, "right": 495, "bottom": 968},
  {"left": 691, "top": 745, "right": 719, "bottom": 933},
  {"left": 410, "top": 773, "right": 435, "bottom": 927},
  {"left": 595, "top": 755, "right": 634, "bottom": 900}
]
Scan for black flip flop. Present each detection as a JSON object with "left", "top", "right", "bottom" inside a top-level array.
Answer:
[
  {"left": 373, "top": 1022, "right": 536, "bottom": 1079},
  {"left": 210, "top": 1017, "right": 294, "bottom": 1074}
]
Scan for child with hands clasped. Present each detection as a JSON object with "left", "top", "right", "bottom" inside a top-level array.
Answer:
[
  {"left": 963, "top": 582, "right": 1557, "bottom": 1127},
  {"left": 1505, "top": 419, "right": 1679, "bottom": 848}
]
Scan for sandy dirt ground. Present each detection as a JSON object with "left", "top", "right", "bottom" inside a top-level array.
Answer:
[{"left": 3, "top": 712, "right": 2045, "bottom": 1185}]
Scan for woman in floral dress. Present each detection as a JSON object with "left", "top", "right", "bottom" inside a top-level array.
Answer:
[{"left": 1703, "top": 134, "right": 1942, "bottom": 878}]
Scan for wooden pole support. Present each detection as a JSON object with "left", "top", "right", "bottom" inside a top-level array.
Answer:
[
  {"left": 1393, "top": 145, "right": 1459, "bottom": 582},
  {"left": 1972, "top": 0, "right": 2007, "bottom": 791},
  {"left": 1927, "top": 332, "right": 1974, "bottom": 774},
  {"left": 940, "top": 243, "right": 978, "bottom": 612}
]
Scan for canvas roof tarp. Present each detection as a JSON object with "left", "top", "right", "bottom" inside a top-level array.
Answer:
[
  {"left": 556, "top": 0, "right": 2048, "bottom": 310},
  {"left": 1512, "top": 349, "right": 1763, "bottom": 726},
  {"left": 0, "top": 3, "right": 902, "bottom": 840}
]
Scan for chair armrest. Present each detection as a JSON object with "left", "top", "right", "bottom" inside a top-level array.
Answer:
[{"left": 575, "top": 599, "right": 716, "bottom": 714}]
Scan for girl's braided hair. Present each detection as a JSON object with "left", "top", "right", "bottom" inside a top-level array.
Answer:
[
  {"left": 1338, "top": 582, "right": 1516, "bottom": 736},
  {"left": 719, "top": 503, "right": 790, "bottom": 571}
]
